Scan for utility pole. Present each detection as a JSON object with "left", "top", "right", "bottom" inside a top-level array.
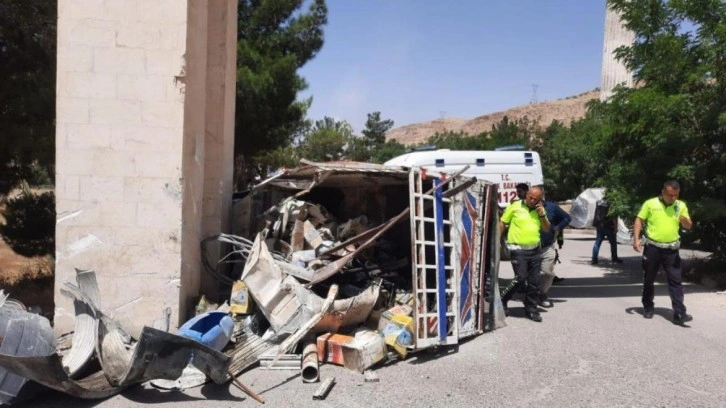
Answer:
[{"left": 531, "top": 84, "right": 539, "bottom": 104}]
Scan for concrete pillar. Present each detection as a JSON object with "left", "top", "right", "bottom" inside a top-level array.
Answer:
[
  {"left": 55, "top": 0, "right": 237, "bottom": 338},
  {"left": 600, "top": 2, "right": 636, "bottom": 101},
  {"left": 201, "top": 0, "right": 237, "bottom": 300}
]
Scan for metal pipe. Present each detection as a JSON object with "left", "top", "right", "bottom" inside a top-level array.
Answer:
[
  {"left": 259, "top": 354, "right": 301, "bottom": 370},
  {"left": 301, "top": 342, "right": 319, "bottom": 383},
  {"left": 312, "top": 377, "right": 335, "bottom": 400}
]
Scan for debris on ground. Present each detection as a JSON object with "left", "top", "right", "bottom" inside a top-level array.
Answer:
[{"left": 0, "top": 160, "right": 503, "bottom": 404}]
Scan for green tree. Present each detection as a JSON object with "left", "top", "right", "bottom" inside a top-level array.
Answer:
[
  {"left": 601, "top": 0, "right": 726, "bottom": 256},
  {"left": 362, "top": 112, "right": 394, "bottom": 147},
  {"left": 344, "top": 135, "right": 370, "bottom": 162},
  {"left": 252, "top": 146, "right": 298, "bottom": 176},
  {"left": 489, "top": 116, "right": 539, "bottom": 149},
  {"left": 234, "top": 0, "right": 327, "bottom": 188},
  {"left": 426, "top": 130, "right": 487, "bottom": 150},
  {"left": 0, "top": 1, "right": 56, "bottom": 196},
  {"left": 298, "top": 117, "right": 352, "bottom": 162},
  {"left": 0, "top": 189, "right": 55, "bottom": 257},
  {"left": 538, "top": 116, "right": 607, "bottom": 201},
  {"left": 371, "top": 140, "right": 407, "bottom": 163},
  {"left": 347, "top": 112, "right": 395, "bottom": 162},
  {"left": 422, "top": 116, "right": 541, "bottom": 152}
]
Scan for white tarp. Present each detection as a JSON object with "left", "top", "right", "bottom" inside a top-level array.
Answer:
[
  {"left": 615, "top": 218, "right": 632, "bottom": 245},
  {"left": 568, "top": 188, "right": 632, "bottom": 245},
  {"left": 569, "top": 188, "right": 604, "bottom": 229}
]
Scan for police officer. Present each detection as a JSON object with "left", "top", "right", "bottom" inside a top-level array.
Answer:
[
  {"left": 500, "top": 185, "right": 550, "bottom": 322},
  {"left": 633, "top": 181, "right": 693, "bottom": 325}
]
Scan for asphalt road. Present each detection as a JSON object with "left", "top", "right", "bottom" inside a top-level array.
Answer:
[{"left": 15, "top": 233, "right": 726, "bottom": 408}]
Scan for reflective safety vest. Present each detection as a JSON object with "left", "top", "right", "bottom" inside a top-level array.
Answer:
[
  {"left": 637, "top": 197, "right": 690, "bottom": 243},
  {"left": 501, "top": 200, "right": 542, "bottom": 246}
]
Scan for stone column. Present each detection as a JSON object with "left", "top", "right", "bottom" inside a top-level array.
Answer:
[
  {"left": 201, "top": 0, "right": 237, "bottom": 300},
  {"left": 600, "top": 2, "right": 636, "bottom": 101},
  {"left": 55, "top": 0, "right": 237, "bottom": 337}
]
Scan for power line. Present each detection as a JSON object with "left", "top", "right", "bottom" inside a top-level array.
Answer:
[{"left": 531, "top": 84, "right": 539, "bottom": 104}]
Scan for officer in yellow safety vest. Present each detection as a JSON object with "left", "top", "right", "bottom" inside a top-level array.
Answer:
[
  {"left": 499, "top": 185, "right": 550, "bottom": 322},
  {"left": 633, "top": 180, "right": 693, "bottom": 325}
]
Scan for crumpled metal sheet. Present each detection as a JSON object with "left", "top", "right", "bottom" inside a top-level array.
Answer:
[
  {"left": 96, "top": 316, "right": 134, "bottom": 386},
  {"left": 241, "top": 234, "right": 316, "bottom": 335},
  {"left": 242, "top": 232, "right": 381, "bottom": 336},
  {"left": 226, "top": 327, "right": 276, "bottom": 379},
  {"left": 0, "top": 307, "right": 57, "bottom": 405},
  {"left": 0, "top": 326, "right": 230, "bottom": 399},
  {"left": 314, "top": 281, "right": 381, "bottom": 333},
  {"left": 62, "top": 277, "right": 231, "bottom": 387},
  {"left": 150, "top": 364, "right": 207, "bottom": 390},
  {"left": 293, "top": 160, "right": 409, "bottom": 175},
  {"left": 0, "top": 353, "right": 120, "bottom": 400},
  {"left": 61, "top": 268, "right": 102, "bottom": 378},
  {"left": 110, "top": 326, "right": 231, "bottom": 386},
  {"left": 0, "top": 270, "right": 232, "bottom": 400}
]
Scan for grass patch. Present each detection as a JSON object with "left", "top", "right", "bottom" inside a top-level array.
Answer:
[{"left": 0, "top": 255, "right": 54, "bottom": 286}]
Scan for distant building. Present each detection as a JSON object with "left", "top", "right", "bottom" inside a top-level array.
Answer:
[{"left": 600, "top": 2, "right": 635, "bottom": 101}]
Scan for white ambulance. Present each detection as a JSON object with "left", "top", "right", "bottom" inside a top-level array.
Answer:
[{"left": 384, "top": 149, "right": 544, "bottom": 207}]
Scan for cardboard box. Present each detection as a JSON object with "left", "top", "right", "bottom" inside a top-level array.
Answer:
[
  {"left": 377, "top": 304, "right": 413, "bottom": 331},
  {"left": 342, "top": 330, "right": 387, "bottom": 373},
  {"left": 317, "top": 330, "right": 387, "bottom": 373},
  {"left": 382, "top": 315, "right": 414, "bottom": 358},
  {"left": 317, "top": 333, "right": 353, "bottom": 366}
]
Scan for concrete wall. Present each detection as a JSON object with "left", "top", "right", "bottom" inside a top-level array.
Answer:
[
  {"left": 55, "top": 0, "right": 237, "bottom": 337},
  {"left": 600, "top": 2, "right": 636, "bottom": 101}
]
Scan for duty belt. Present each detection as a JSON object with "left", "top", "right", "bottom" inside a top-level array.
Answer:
[
  {"left": 507, "top": 243, "right": 540, "bottom": 251},
  {"left": 645, "top": 238, "right": 680, "bottom": 250}
]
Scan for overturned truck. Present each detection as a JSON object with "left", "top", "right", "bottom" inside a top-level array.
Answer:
[
  {"left": 0, "top": 161, "right": 505, "bottom": 404},
  {"left": 233, "top": 160, "right": 505, "bottom": 355}
]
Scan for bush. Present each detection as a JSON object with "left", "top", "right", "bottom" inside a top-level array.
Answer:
[
  {"left": 0, "top": 191, "right": 55, "bottom": 257},
  {"left": 21, "top": 162, "right": 54, "bottom": 187}
]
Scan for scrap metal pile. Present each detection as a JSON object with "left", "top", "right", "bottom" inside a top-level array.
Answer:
[
  {"left": 0, "top": 161, "right": 503, "bottom": 404},
  {"left": 214, "top": 161, "right": 504, "bottom": 381}
]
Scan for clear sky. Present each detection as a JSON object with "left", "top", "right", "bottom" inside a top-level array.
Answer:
[{"left": 298, "top": 0, "right": 608, "bottom": 133}]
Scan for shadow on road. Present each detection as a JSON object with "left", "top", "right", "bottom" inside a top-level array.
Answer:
[
  {"left": 625, "top": 306, "right": 693, "bottom": 328},
  {"left": 406, "top": 344, "right": 460, "bottom": 365},
  {"left": 502, "top": 252, "right": 712, "bottom": 300},
  {"left": 9, "top": 382, "right": 218, "bottom": 408},
  {"left": 124, "top": 378, "right": 261, "bottom": 405},
  {"left": 10, "top": 388, "right": 105, "bottom": 408},
  {"left": 547, "top": 275, "right": 712, "bottom": 299},
  {"left": 255, "top": 372, "right": 300, "bottom": 394}
]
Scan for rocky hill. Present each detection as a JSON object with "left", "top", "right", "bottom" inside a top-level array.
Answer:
[{"left": 386, "top": 89, "right": 599, "bottom": 145}]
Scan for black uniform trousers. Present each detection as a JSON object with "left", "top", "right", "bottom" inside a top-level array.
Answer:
[
  {"left": 641, "top": 244, "right": 686, "bottom": 314},
  {"left": 501, "top": 247, "right": 542, "bottom": 312}
]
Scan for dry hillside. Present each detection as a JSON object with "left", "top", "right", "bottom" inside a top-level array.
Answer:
[{"left": 387, "top": 89, "right": 599, "bottom": 145}]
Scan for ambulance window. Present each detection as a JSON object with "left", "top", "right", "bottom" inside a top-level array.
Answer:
[
  {"left": 524, "top": 152, "right": 533, "bottom": 165},
  {"left": 435, "top": 159, "right": 444, "bottom": 167},
  {"left": 476, "top": 158, "right": 485, "bottom": 166}
]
